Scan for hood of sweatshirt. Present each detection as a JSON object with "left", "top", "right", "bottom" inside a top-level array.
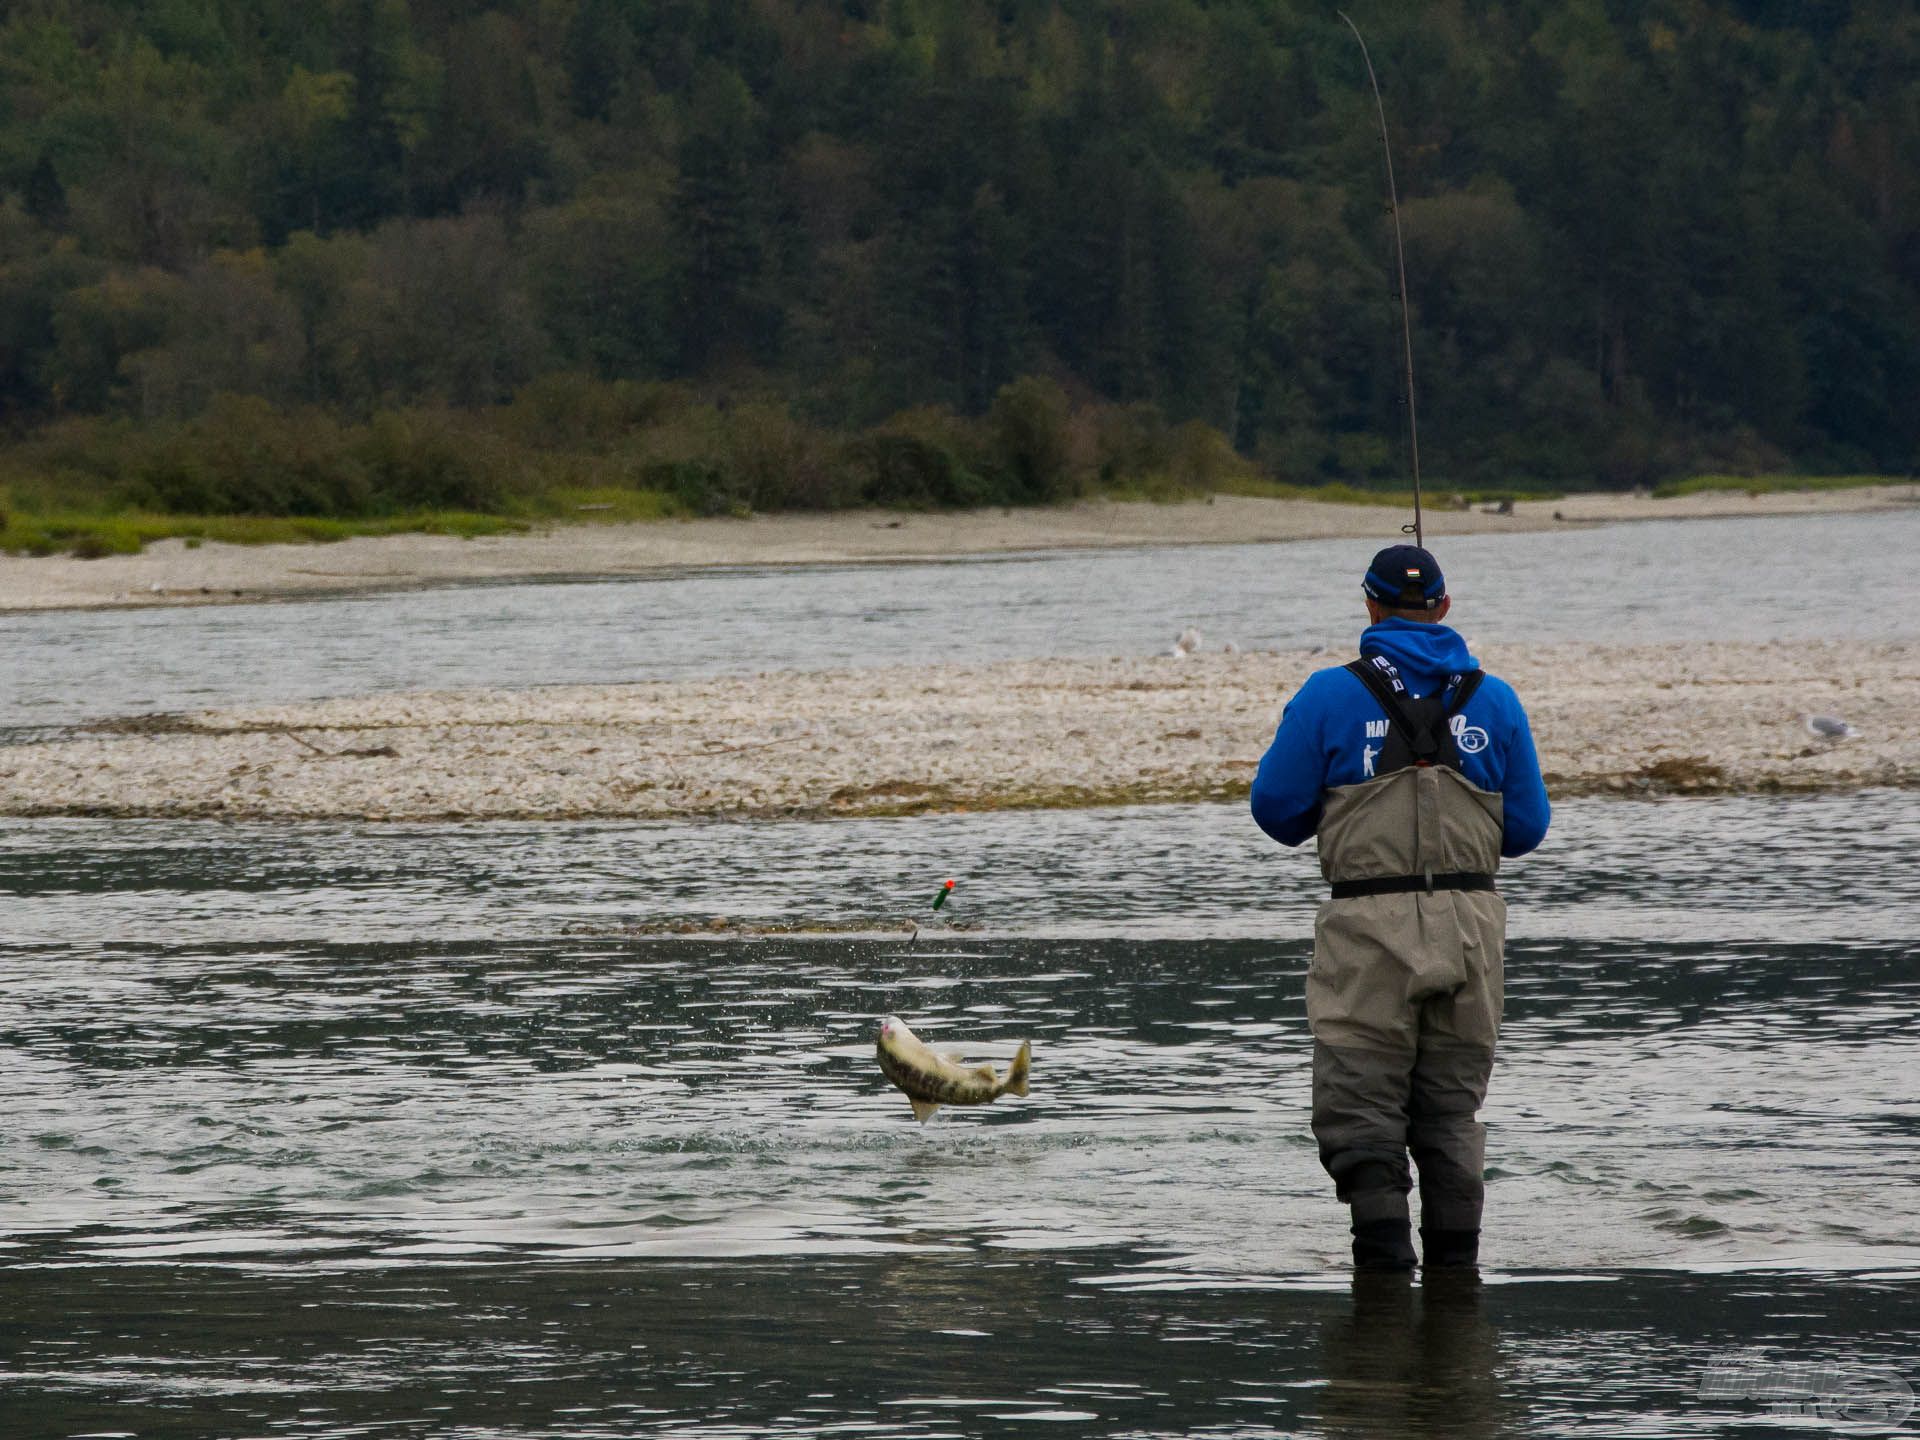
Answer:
[{"left": 1358, "top": 617, "right": 1479, "bottom": 694}]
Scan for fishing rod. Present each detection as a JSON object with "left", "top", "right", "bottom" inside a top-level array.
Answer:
[{"left": 1337, "top": 10, "right": 1423, "bottom": 548}]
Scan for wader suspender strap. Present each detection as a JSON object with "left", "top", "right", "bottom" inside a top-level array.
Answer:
[
  {"left": 1343, "top": 656, "right": 1485, "bottom": 767},
  {"left": 1332, "top": 656, "right": 1494, "bottom": 899}
]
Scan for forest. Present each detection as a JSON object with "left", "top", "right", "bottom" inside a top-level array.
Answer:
[{"left": 0, "top": 0, "right": 1916, "bottom": 545}]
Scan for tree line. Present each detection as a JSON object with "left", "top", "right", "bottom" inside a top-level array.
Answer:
[{"left": 0, "top": 0, "right": 1915, "bottom": 525}]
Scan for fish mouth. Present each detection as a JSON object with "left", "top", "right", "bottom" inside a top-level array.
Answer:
[{"left": 877, "top": 1016, "right": 897, "bottom": 1041}]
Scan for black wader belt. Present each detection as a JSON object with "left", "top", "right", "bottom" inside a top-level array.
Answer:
[{"left": 1329, "top": 872, "right": 1496, "bottom": 899}]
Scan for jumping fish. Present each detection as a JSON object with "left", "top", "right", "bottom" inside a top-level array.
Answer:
[{"left": 875, "top": 1016, "right": 1031, "bottom": 1122}]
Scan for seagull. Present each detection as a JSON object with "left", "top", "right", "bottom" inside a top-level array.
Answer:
[
  {"left": 1803, "top": 713, "right": 1858, "bottom": 742},
  {"left": 1170, "top": 627, "right": 1201, "bottom": 659}
]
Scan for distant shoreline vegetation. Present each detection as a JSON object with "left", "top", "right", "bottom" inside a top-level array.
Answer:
[
  {"left": 2, "top": 2, "right": 1916, "bottom": 564},
  {"left": 1649, "top": 473, "right": 1913, "bottom": 499},
  {"left": 0, "top": 374, "right": 1577, "bottom": 557},
  {"left": 0, "top": 373, "right": 1902, "bottom": 558}
]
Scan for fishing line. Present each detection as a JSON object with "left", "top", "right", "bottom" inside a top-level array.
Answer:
[
  {"left": 886, "top": 22, "right": 1423, "bottom": 1097},
  {"left": 905, "top": 877, "right": 955, "bottom": 949},
  {"left": 897, "top": 17, "right": 1422, "bottom": 953},
  {"left": 895, "top": 459, "right": 1141, "bottom": 948},
  {"left": 1338, "top": 10, "right": 1424, "bottom": 548}
]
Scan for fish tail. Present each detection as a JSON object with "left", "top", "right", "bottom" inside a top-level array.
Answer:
[{"left": 1000, "top": 1040, "right": 1031, "bottom": 1099}]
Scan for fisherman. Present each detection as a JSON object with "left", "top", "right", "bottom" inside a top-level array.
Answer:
[{"left": 1250, "top": 545, "right": 1549, "bottom": 1271}]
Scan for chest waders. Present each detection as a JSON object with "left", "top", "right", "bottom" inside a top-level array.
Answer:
[{"left": 1310, "top": 653, "right": 1507, "bottom": 1271}]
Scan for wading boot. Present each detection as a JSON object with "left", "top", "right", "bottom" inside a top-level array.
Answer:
[
  {"left": 1352, "top": 1216, "right": 1417, "bottom": 1271},
  {"left": 1345, "top": 1160, "right": 1415, "bottom": 1271},
  {"left": 1420, "top": 1227, "right": 1480, "bottom": 1269}
]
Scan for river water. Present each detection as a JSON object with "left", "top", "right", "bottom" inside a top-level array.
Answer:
[
  {"left": 3, "top": 507, "right": 1917, "bottom": 729},
  {"left": 2, "top": 511, "right": 1917, "bottom": 1436},
  {"left": 2, "top": 792, "right": 1915, "bottom": 1437}
]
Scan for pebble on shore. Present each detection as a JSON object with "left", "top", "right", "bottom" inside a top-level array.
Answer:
[{"left": 1, "top": 641, "right": 1913, "bottom": 822}]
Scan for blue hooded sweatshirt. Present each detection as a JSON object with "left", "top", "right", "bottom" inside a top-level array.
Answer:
[{"left": 1249, "top": 618, "right": 1550, "bottom": 858}]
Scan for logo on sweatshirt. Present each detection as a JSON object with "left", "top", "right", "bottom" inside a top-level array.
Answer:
[{"left": 1450, "top": 714, "right": 1490, "bottom": 754}]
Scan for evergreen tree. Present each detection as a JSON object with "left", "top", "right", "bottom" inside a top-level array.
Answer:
[
  {"left": 0, "top": 0, "right": 1912, "bottom": 483},
  {"left": 670, "top": 64, "right": 770, "bottom": 369}
]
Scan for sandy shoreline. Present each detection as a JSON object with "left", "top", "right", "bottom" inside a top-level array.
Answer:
[
  {"left": 4, "top": 641, "right": 1911, "bottom": 821},
  {"left": 3, "top": 485, "right": 1915, "bottom": 611}
]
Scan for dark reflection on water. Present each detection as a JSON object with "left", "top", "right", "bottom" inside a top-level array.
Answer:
[
  {"left": 2, "top": 1257, "right": 1915, "bottom": 1438},
  {"left": 1, "top": 796, "right": 1916, "bottom": 1436}
]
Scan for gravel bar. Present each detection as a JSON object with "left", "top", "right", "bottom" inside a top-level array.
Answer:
[{"left": 3, "top": 641, "right": 1912, "bottom": 821}]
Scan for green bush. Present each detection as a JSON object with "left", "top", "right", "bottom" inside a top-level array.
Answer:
[
  {"left": 500, "top": 372, "right": 681, "bottom": 450},
  {"left": 1092, "top": 402, "right": 1173, "bottom": 486},
  {"left": 356, "top": 410, "right": 506, "bottom": 512},
  {"left": 848, "top": 430, "right": 992, "bottom": 508},
  {"left": 848, "top": 406, "right": 995, "bottom": 508},
  {"left": 0, "top": 371, "right": 1377, "bottom": 556},
  {"left": 65, "top": 530, "right": 117, "bottom": 559},
  {"left": 5, "top": 416, "right": 152, "bottom": 500},
  {"left": 643, "top": 458, "right": 747, "bottom": 516},
  {"left": 725, "top": 402, "right": 848, "bottom": 510},
  {"left": 988, "top": 376, "right": 1075, "bottom": 502},
  {"left": 136, "top": 397, "right": 372, "bottom": 517},
  {"left": 1168, "top": 421, "right": 1250, "bottom": 491}
]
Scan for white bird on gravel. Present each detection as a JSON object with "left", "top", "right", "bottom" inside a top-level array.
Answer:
[
  {"left": 1803, "top": 712, "right": 1858, "bottom": 742},
  {"left": 1169, "top": 627, "right": 1201, "bottom": 658}
]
